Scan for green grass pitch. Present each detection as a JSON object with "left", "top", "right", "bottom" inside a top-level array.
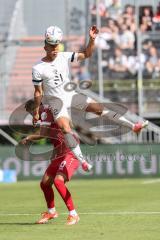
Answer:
[{"left": 0, "top": 179, "right": 160, "bottom": 240}]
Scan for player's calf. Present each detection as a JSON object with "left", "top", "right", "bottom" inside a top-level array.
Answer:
[{"left": 64, "top": 132, "right": 93, "bottom": 171}]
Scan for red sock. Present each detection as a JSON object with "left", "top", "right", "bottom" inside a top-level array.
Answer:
[
  {"left": 40, "top": 181, "right": 54, "bottom": 208},
  {"left": 54, "top": 179, "right": 75, "bottom": 211}
]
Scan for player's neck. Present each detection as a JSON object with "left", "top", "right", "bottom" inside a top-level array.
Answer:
[{"left": 42, "top": 55, "right": 57, "bottom": 62}]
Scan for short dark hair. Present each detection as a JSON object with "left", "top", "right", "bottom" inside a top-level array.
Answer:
[
  {"left": 24, "top": 99, "right": 35, "bottom": 112},
  {"left": 44, "top": 40, "right": 59, "bottom": 47}
]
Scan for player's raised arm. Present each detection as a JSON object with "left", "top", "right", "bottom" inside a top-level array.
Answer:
[
  {"left": 77, "top": 25, "right": 99, "bottom": 61},
  {"left": 33, "top": 85, "right": 43, "bottom": 125},
  {"left": 32, "top": 66, "right": 43, "bottom": 125}
]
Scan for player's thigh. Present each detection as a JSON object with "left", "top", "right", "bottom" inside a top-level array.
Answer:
[
  {"left": 85, "top": 100, "right": 103, "bottom": 115},
  {"left": 44, "top": 158, "right": 62, "bottom": 182},
  {"left": 71, "top": 93, "right": 96, "bottom": 111},
  {"left": 56, "top": 116, "right": 71, "bottom": 133},
  {"left": 56, "top": 153, "right": 79, "bottom": 182},
  {"left": 46, "top": 96, "right": 70, "bottom": 120},
  {"left": 54, "top": 104, "right": 70, "bottom": 121},
  {"left": 46, "top": 96, "right": 63, "bottom": 114}
]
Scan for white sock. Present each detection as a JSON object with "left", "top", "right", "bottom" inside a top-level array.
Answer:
[
  {"left": 72, "top": 144, "right": 85, "bottom": 163},
  {"left": 48, "top": 207, "right": 56, "bottom": 214},
  {"left": 69, "top": 209, "right": 78, "bottom": 216},
  {"left": 101, "top": 110, "right": 134, "bottom": 129},
  {"left": 64, "top": 132, "right": 85, "bottom": 164},
  {"left": 118, "top": 116, "right": 134, "bottom": 129}
]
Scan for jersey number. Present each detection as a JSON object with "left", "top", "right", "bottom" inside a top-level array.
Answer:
[{"left": 53, "top": 70, "right": 63, "bottom": 87}]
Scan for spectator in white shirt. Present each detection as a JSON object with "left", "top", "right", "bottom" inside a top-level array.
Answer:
[
  {"left": 108, "top": 47, "right": 128, "bottom": 72},
  {"left": 117, "top": 24, "right": 135, "bottom": 49},
  {"left": 146, "top": 46, "right": 160, "bottom": 77}
]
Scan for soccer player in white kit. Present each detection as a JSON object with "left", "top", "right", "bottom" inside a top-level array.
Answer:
[{"left": 32, "top": 25, "right": 148, "bottom": 168}]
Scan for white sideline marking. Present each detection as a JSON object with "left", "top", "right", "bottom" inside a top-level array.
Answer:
[
  {"left": 142, "top": 179, "right": 160, "bottom": 184},
  {"left": 0, "top": 211, "right": 160, "bottom": 216}
]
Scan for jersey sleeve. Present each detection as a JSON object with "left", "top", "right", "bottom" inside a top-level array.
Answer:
[
  {"left": 62, "top": 52, "right": 78, "bottom": 63},
  {"left": 32, "top": 67, "right": 43, "bottom": 86}
]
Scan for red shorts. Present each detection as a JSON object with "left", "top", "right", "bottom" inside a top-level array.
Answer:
[{"left": 45, "top": 152, "right": 79, "bottom": 181}]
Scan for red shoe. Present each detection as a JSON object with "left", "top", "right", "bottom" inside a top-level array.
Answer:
[
  {"left": 66, "top": 214, "right": 80, "bottom": 225},
  {"left": 132, "top": 120, "right": 148, "bottom": 133},
  {"left": 36, "top": 211, "right": 58, "bottom": 224},
  {"left": 82, "top": 161, "right": 92, "bottom": 172}
]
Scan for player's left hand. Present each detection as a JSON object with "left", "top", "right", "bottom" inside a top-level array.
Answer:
[
  {"left": 19, "top": 137, "right": 29, "bottom": 145},
  {"left": 89, "top": 25, "right": 99, "bottom": 40}
]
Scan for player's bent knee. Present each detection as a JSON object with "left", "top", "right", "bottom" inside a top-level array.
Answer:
[
  {"left": 56, "top": 118, "right": 71, "bottom": 133},
  {"left": 54, "top": 174, "right": 65, "bottom": 182},
  {"left": 54, "top": 174, "right": 67, "bottom": 188},
  {"left": 62, "top": 126, "right": 71, "bottom": 134},
  {"left": 57, "top": 123, "right": 70, "bottom": 133},
  {"left": 40, "top": 181, "right": 45, "bottom": 190},
  {"left": 64, "top": 132, "right": 78, "bottom": 148},
  {"left": 40, "top": 175, "right": 53, "bottom": 189},
  {"left": 86, "top": 102, "right": 103, "bottom": 115}
]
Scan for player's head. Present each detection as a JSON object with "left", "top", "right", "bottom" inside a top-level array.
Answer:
[
  {"left": 44, "top": 26, "right": 63, "bottom": 58},
  {"left": 44, "top": 40, "right": 59, "bottom": 57},
  {"left": 45, "top": 26, "right": 63, "bottom": 45},
  {"left": 24, "top": 99, "right": 35, "bottom": 115}
]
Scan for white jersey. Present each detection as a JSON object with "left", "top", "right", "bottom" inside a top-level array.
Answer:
[{"left": 32, "top": 52, "right": 78, "bottom": 98}]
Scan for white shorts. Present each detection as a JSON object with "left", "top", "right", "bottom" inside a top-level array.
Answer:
[{"left": 44, "top": 92, "right": 93, "bottom": 120}]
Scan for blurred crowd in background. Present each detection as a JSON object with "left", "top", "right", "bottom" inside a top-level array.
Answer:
[{"left": 73, "top": 0, "right": 160, "bottom": 82}]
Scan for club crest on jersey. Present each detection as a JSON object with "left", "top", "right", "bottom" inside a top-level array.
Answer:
[{"left": 41, "top": 112, "right": 47, "bottom": 120}]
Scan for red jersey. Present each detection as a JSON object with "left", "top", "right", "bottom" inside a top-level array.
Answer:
[{"left": 38, "top": 105, "right": 79, "bottom": 181}]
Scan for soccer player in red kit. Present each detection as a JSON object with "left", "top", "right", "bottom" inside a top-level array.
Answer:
[{"left": 21, "top": 100, "right": 90, "bottom": 225}]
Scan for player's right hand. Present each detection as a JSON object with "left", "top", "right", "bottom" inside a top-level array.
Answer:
[
  {"left": 82, "top": 161, "right": 93, "bottom": 172},
  {"left": 89, "top": 25, "right": 99, "bottom": 40},
  {"left": 33, "top": 112, "right": 39, "bottom": 126}
]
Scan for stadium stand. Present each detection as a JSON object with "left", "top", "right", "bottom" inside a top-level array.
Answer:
[
  {"left": 88, "top": 1, "right": 160, "bottom": 115},
  {"left": 5, "top": 43, "right": 43, "bottom": 111},
  {"left": 90, "top": 2, "right": 160, "bottom": 79}
]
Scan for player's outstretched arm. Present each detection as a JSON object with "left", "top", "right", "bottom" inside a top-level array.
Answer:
[
  {"left": 20, "top": 132, "right": 42, "bottom": 145},
  {"left": 78, "top": 25, "right": 99, "bottom": 61},
  {"left": 20, "top": 124, "right": 51, "bottom": 144}
]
